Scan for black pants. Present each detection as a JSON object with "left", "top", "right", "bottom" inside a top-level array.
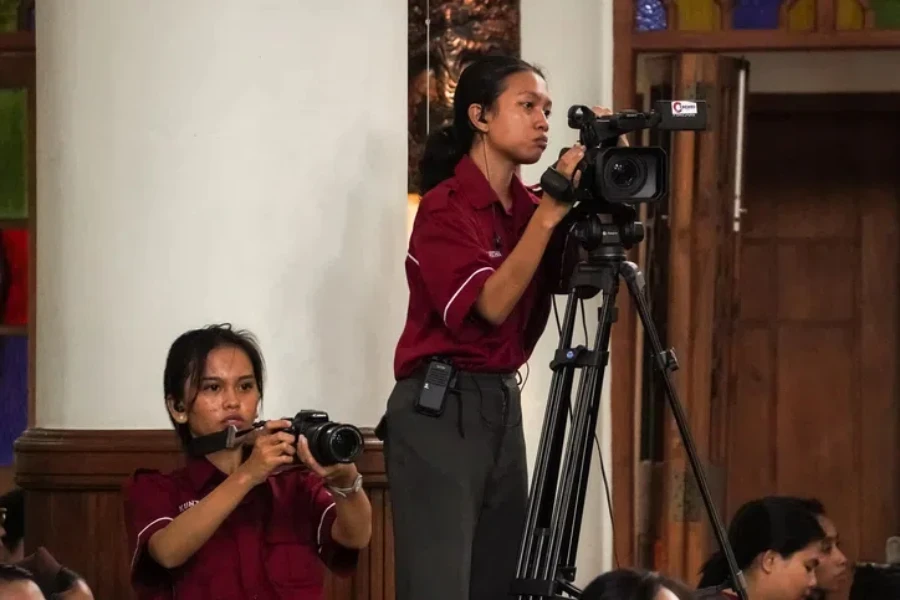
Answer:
[{"left": 381, "top": 371, "right": 527, "bottom": 600}]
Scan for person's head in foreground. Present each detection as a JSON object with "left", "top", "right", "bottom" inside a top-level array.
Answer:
[
  {"left": 0, "top": 488, "right": 25, "bottom": 563},
  {"left": 0, "top": 564, "right": 45, "bottom": 600},
  {"left": 795, "top": 498, "right": 849, "bottom": 598},
  {"left": 582, "top": 568, "right": 692, "bottom": 600},
  {"left": 698, "top": 496, "right": 825, "bottom": 600}
]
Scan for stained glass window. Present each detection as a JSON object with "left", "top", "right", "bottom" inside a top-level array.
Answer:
[
  {"left": 836, "top": 0, "right": 866, "bottom": 29},
  {"left": 0, "top": 229, "right": 27, "bottom": 326},
  {"left": 0, "top": 335, "right": 26, "bottom": 466},
  {"left": 787, "top": 0, "right": 816, "bottom": 30},
  {"left": 732, "top": 0, "right": 782, "bottom": 29},
  {"left": 0, "top": 89, "right": 27, "bottom": 219},
  {"left": 0, "top": 226, "right": 27, "bottom": 467},
  {"left": 636, "top": 0, "right": 668, "bottom": 31},
  {"left": 872, "top": 0, "right": 900, "bottom": 28},
  {"left": 0, "top": 0, "right": 17, "bottom": 32},
  {"left": 676, "top": 0, "right": 720, "bottom": 30}
]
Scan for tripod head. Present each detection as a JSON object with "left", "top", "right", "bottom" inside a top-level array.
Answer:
[{"left": 567, "top": 204, "right": 645, "bottom": 253}]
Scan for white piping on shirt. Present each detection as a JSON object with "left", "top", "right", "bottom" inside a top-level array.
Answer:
[
  {"left": 317, "top": 502, "right": 337, "bottom": 553},
  {"left": 443, "top": 267, "right": 495, "bottom": 326},
  {"left": 131, "top": 516, "right": 174, "bottom": 568}
]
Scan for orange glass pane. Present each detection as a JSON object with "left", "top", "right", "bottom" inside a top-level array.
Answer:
[
  {"left": 787, "top": 0, "right": 816, "bottom": 30},
  {"left": 836, "top": 0, "right": 865, "bottom": 29},
  {"left": 676, "top": 0, "right": 721, "bottom": 30}
]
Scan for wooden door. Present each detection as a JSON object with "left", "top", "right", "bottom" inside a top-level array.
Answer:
[
  {"left": 726, "top": 94, "right": 900, "bottom": 599},
  {"left": 637, "top": 53, "right": 747, "bottom": 583}
]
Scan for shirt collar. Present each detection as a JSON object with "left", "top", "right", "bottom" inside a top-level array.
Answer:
[
  {"left": 185, "top": 454, "right": 228, "bottom": 491},
  {"left": 454, "top": 155, "right": 536, "bottom": 213}
]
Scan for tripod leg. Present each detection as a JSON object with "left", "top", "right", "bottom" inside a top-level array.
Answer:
[
  {"left": 559, "top": 277, "right": 618, "bottom": 575},
  {"left": 534, "top": 266, "right": 619, "bottom": 593},
  {"left": 620, "top": 261, "right": 749, "bottom": 600},
  {"left": 515, "top": 289, "right": 581, "bottom": 586}
]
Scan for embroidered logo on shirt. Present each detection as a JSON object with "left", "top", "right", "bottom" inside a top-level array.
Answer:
[
  {"left": 487, "top": 250, "right": 503, "bottom": 259},
  {"left": 178, "top": 500, "right": 199, "bottom": 513}
]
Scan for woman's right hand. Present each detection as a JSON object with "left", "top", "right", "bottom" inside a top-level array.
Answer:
[
  {"left": 237, "top": 419, "right": 296, "bottom": 486},
  {"left": 536, "top": 143, "right": 585, "bottom": 229}
]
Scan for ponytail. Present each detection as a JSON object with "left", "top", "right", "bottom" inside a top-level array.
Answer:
[
  {"left": 698, "top": 551, "right": 728, "bottom": 589},
  {"left": 419, "top": 125, "right": 466, "bottom": 194}
]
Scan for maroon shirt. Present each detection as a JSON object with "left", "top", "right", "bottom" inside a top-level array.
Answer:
[
  {"left": 123, "top": 456, "right": 357, "bottom": 600},
  {"left": 394, "top": 155, "right": 574, "bottom": 379}
]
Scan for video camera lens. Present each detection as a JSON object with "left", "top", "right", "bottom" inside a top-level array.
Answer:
[
  {"left": 604, "top": 156, "right": 647, "bottom": 195},
  {"left": 287, "top": 410, "right": 364, "bottom": 466}
]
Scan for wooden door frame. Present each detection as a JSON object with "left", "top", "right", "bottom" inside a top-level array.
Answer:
[{"left": 609, "top": 0, "right": 900, "bottom": 564}]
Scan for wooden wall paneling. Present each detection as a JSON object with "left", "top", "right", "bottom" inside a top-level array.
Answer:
[
  {"left": 15, "top": 428, "right": 392, "bottom": 600},
  {"left": 612, "top": 0, "right": 639, "bottom": 569},
  {"left": 682, "top": 54, "right": 719, "bottom": 583},
  {"left": 659, "top": 53, "right": 698, "bottom": 580},
  {"left": 724, "top": 95, "right": 900, "bottom": 587}
]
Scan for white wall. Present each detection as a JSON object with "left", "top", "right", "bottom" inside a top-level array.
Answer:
[
  {"left": 35, "top": 0, "right": 408, "bottom": 429},
  {"left": 521, "top": 0, "right": 616, "bottom": 584}
]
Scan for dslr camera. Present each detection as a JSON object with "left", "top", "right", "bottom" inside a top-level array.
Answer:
[
  {"left": 540, "top": 100, "right": 708, "bottom": 211},
  {"left": 282, "top": 410, "right": 364, "bottom": 467}
]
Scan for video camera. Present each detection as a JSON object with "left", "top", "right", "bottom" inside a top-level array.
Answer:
[
  {"left": 540, "top": 100, "right": 708, "bottom": 212},
  {"left": 280, "top": 410, "right": 364, "bottom": 466}
]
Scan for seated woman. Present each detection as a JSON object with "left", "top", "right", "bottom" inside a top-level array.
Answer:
[
  {"left": 794, "top": 498, "right": 850, "bottom": 599},
  {"left": 123, "top": 324, "right": 372, "bottom": 599},
  {"left": 583, "top": 568, "right": 694, "bottom": 600},
  {"left": 698, "top": 496, "right": 825, "bottom": 600}
]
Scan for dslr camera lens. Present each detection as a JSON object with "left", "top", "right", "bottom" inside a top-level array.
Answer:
[{"left": 286, "top": 410, "right": 364, "bottom": 466}]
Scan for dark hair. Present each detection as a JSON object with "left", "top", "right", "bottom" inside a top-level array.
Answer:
[
  {"left": 583, "top": 569, "right": 695, "bottom": 600},
  {"left": 0, "top": 487, "right": 24, "bottom": 553},
  {"left": 795, "top": 497, "right": 826, "bottom": 517},
  {"left": 698, "top": 496, "right": 826, "bottom": 588},
  {"left": 419, "top": 54, "right": 545, "bottom": 194},
  {"left": 163, "top": 323, "right": 265, "bottom": 449},
  {"left": 0, "top": 563, "right": 36, "bottom": 583}
]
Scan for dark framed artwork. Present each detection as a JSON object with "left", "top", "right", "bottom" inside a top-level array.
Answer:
[{"left": 408, "top": 0, "right": 521, "bottom": 195}]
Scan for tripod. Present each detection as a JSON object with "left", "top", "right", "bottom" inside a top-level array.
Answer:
[{"left": 510, "top": 206, "right": 748, "bottom": 600}]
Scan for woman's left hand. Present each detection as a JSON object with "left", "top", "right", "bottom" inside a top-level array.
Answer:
[
  {"left": 296, "top": 435, "right": 359, "bottom": 487},
  {"left": 591, "top": 105, "right": 630, "bottom": 147}
]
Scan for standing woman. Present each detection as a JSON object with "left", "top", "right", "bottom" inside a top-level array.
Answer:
[{"left": 379, "top": 54, "right": 617, "bottom": 600}]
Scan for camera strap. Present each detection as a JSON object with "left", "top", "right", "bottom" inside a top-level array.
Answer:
[{"left": 187, "top": 422, "right": 263, "bottom": 457}]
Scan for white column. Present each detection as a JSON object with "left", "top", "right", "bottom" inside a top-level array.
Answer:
[
  {"left": 521, "top": 0, "right": 616, "bottom": 582},
  {"left": 35, "top": 1, "right": 408, "bottom": 429}
]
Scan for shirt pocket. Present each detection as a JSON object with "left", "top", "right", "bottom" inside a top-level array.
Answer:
[{"left": 264, "top": 526, "right": 325, "bottom": 592}]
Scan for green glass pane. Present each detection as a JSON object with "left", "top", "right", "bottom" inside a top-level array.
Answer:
[
  {"left": 872, "top": 0, "right": 900, "bottom": 28},
  {"left": 0, "top": 0, "right": 17, "bottom": 32},
  {"left": 0, "top": 90, "right": 27, "bottom": 219}
]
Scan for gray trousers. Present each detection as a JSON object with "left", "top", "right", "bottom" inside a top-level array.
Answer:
[{"left": 382, "top": 371, "right": 527, "bottom": 600}]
